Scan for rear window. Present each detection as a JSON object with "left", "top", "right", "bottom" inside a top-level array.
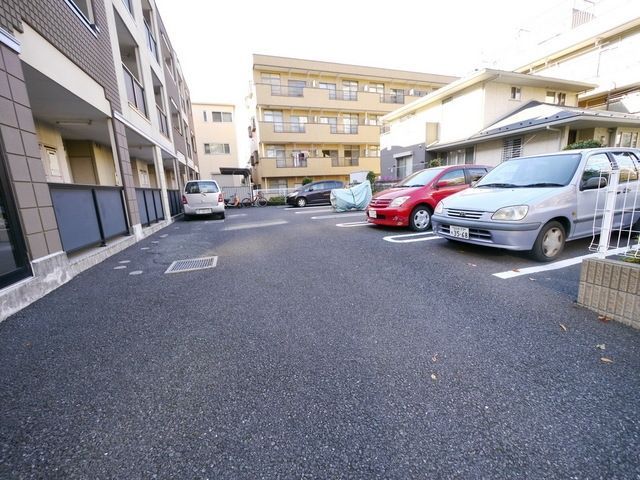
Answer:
[{"left": 185, "top": 181, "right": 219, "bottom": 194}]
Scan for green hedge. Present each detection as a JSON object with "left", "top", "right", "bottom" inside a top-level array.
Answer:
[{"left": 268, "top": 196, "right": 285, "bottom": 205}]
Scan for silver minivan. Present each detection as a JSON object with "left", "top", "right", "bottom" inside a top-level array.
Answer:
[
  {"left": 182, "top": 180, "right": 225, "bottom": 219},
  {"left": 431, "top": 148, "right": 640, "bottom": 261}
]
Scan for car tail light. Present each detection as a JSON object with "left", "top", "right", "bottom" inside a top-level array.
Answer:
[
  {"left": 181, "top": 195, "right": 188, "bottom": 205},
  {"left": 218, "top": 193, "right": 224, "bottom": 203}
]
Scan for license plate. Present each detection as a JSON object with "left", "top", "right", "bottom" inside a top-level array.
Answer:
[
  {"left": 368, "top": 209, "right": 377, "bottom": 218},
  {"left": 196, "top": 208, "right": 212, "bottom": 214},
  {"left": 450, "top": 225, "right": 469, "bottom": 239}
]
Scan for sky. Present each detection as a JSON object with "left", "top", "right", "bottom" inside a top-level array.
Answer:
[{"left": 155, "top": 0, "right": 566, "bottom": 104}]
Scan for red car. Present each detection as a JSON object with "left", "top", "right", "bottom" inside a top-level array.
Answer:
[{"left": 367, "top": 164, "right": 490, "bottom": 231}]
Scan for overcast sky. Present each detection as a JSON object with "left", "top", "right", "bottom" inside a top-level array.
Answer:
[{"left": 154, "top": 0, "right": 564, "bottom": 104}]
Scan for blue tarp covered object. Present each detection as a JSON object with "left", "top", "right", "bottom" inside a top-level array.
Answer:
[{"left": 330, "top": 181, "right": 372, "bottom": 212}]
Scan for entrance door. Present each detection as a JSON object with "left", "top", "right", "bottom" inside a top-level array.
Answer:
[{"left": 0, "top": 148, "right": 31, "bottom": 288}]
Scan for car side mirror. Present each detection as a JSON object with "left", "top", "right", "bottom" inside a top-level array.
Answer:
[
  {"left": 581, "top": 176, "right": 607, "bottom": 190},
  {"left": 435, "top": 181, "right": 448, "bottom": 189}
]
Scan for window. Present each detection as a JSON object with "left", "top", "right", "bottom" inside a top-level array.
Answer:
[
  {"left": 367, "top": 146, "right": 380, "bottom": 157},
  {"left": 344, "top": 149, "right": 360, "bottom": 166},
  {"left": 368, "top": 83, "right": 384, "bottom": 94},
  {"left": 186, "top": 181, "right": 219, "bottom": 194},
  {"left": 581, "top": 154, "right": 612, "bottom": 187},
  {"left": 510, "top": 87, "right": 521, "bottom": 100},
  {"left": 438, "top": 169, "right": 466, "bottom": 187},
  {"left": 342, "top": 114, "right": 358, "bottom": 134},
  {"left": 203, "top": 111, "right": 207, "bottom": 122},
  {"left": 319, "top": 116, "right": 337, "bottom": 133},
  {"left": 546, "top": 91, "right": 566, "bottom": 105},
  {"left": 396, "top": 155, "right": 413, "bottom": 179},
  {"left": 270, "top": 179, "right": 288, "bottom": 190},
  {"left": 319, "top": 82, "right": 337, "bottom": 99},
  {"left": 266, "top": 145, "right": 285, "bottom": 166},
  {"left": 210, "top": 111, "right": 232, "bottom": 122},
  {"left": 467, "top": 168, "right": 488, "bottom": 183},
  {"left": 367, "top": 115, "right": 381, "bottom": 126},
  {"left": 612, "top": 152, "right": 639, "bottom": 182},
  {"left": 261, "top": 73, "right": 280, "bottom": 85},
  {"left": 502, "top": 137, "right": 523, "bottom": 161},
  {"left": 290, "top": 115, "right": 307, "bottom": 133},
  {"left": 288, "top": 80, "right": 306, "bottom": 97},
  {"left": 390, "top": 88, "right": 405, "bottom": 104},
  {"left": 204, "top": 143, "right": 230, "bottom": 155},
  {"left": 342, "top": 81, "right": 358, "bottom": 101},
  {"left": 67, "top": 0, "right": 95, "bottom": 24}
]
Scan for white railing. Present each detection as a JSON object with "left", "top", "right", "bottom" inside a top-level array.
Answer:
[
  {"left": 255, "top": 188, "right": 296, "bottom": 199},
  {"left": 589, "top": 159, "right": 640, "bottom": 260}
]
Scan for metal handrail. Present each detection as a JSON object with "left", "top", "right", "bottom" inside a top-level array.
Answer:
[
  {"left": 122, "top": 64, "right": 147, "bottom": 116},
  {"left": 144, "top": 20, "right": 158, "bottom": 61}
]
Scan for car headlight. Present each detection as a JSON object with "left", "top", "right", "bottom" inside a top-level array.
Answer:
[
  {"left": 492, "top": 205, "right": 529, "bottom": 221},
  {"left": 389, "top": 196, "right": 410, "bottom": 208},
  {"left": 434, "top": 201, "right": 444, "bottom": 214}
]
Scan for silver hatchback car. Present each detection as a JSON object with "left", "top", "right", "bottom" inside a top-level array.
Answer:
[
  {"left": 431, "top": 148, "right": 640, "bottom": 261},
  {"left": 182, "top": 180, "right": 225, "bottom": 219}
]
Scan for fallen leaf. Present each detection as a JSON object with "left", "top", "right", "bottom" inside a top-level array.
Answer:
[
  {"left": 431, "top": 353, "right": 439, "bottom": 363},
  {"left": 430, "top": 373, "right": 437, "bottom": 381},
  {"left": 600, "top": 357, "right": 614, "bottom": 364},
  {"left": 512, "top": 268, "right": 520, "bottom": 272},
  {"left": 559, "top": 323, "right": 568, "bottom": 332},
  {"left": 596, "top": 344, "right": 606, "bottom": 350},
  {"left": 598, "top": 315, "right": 611, "bottom": 323}
]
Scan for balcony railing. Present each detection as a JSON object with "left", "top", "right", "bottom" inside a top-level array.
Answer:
[
  {"left": 266, "top": 155, "right": 379, "bottom": 169},
  {"left": 49, "top": 184, "right": 128, "bottom": 253},
  {"left": 269, "top": 85, "right": 305, "bottom": 97},
  {"left": 266, "top": 122, "right": 306, "bottom": 133},
  {"left": 144, "top": 20, "right": 158, "bottom": 62},
  {"left": 274, "top": 157, "right": 308, "bottom": 168},
  {"left": 135, "top": 188, "right": 164, "bottom": 226},
  {"left": 380, "top": 93, "right": 405, "bottom": 104},
  {"left": 330, "top": 124, "right": 358, "bottom": 134},
  {"left": 331, "top": 157, "right": 360, "bottom": 167},
  {"left": 123, "top": 65, "right": 148, "bottom": 117},
  {"left": 157, "top": 105, "right": 169, "bottom": 137}
]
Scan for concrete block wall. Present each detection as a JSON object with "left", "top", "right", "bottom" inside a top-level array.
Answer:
[
  {"left": 0, "top": 44, "right": 62, "bottom": 260},
  {"left": 578, "top": 258, "right": 640, "bottom": 329}
]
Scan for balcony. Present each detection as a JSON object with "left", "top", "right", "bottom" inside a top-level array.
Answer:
[
  {"left": 257, "top": 155, "right": 380, "bottom": 178},
  {"left": 255, "top": 83, "right": 425, "bottom": 112},
  {"left": 123, "top": 65, "right": 148, "bottom": 117},
  {"left": 157, "top": 105, "right": 169, "bottom": 137},
  {"left": 144, "top": 20, "right": 159, "bottom": 62},
  {"left": 258, "top": 121, "right": 380, "bottom": 144}
]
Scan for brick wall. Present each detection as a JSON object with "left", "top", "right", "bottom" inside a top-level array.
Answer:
[
  {"left": 0, "top": 44, "right": 62, "bottom": 260},
  {"left": 578, "top": 258, "right": 640, "bottom": 329},
  {"left": 0, "top": 0, "right": 120, "bottom": 111}
]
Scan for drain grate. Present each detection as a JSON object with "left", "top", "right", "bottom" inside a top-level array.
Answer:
[{"left": 164, "top": 256, "right": 218, "bottom": 274}]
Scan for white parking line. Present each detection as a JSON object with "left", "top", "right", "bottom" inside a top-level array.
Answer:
[
  {"left": 295, "top": 208, "right": 334, "bottom": 214},
  {"left": 383, "top": 232, "right": 439, "bottom": 243},
  {"left": 226, "top": 213, "right": 248, "bottom": 218},
  {"left": 311, "top": 212, "right": 365, "bottom": 220},
  {"left": 223, "top": 220, "right": 288, "bottom": 231},
  {"left": 336, "top": 221, "right": 371, "bottom": 228},
  {"left": 493, "top": 245, "right": 636, "bottom": 279}
]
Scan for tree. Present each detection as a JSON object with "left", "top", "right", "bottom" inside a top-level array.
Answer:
[
  {"left": 366, "top": 171, "right": 376, "bottom": 184},
  {"left": 302, "top": 177, "right": 313, "bottom": 185}
]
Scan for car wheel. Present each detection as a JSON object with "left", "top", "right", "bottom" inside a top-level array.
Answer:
[
  {"left": 409, "top": 205, "right": 432, "bottom": 231},
  {"left": 296, "top": 197, "right": 307, "bottom": 208},
  {"left": 531, "top": 221, "right": 565, "bottom": 262}
]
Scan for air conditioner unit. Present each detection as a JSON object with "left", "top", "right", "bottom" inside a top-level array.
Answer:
[{"left": 409, "top": 89, "right": 415, "bottom": 96}]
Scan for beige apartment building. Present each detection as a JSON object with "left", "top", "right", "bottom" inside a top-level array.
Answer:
[
  {"left": 192, "top": 103, "right": 243, "bottom": 187},
  {"left": 248, "top": 54, "right": 457, "bottom": 190}
]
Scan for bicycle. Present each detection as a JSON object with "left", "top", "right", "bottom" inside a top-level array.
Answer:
[{"left": 241, "top": 191, "right": 268, "bottom": 207}]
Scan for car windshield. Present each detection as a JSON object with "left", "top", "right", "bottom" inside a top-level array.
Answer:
[
  {"left": 475, "top": 153, "right": 582, "bottom": 188},
  {"left": 186, "top": 181, "right": 219, "bottom": 194},
  {"left": 397, "top": 168, "right": 445, "bottom": 187}
]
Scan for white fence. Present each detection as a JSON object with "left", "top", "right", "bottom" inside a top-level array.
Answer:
[{"left": 589, "top": 155, "right": 640, "bottom": 259}]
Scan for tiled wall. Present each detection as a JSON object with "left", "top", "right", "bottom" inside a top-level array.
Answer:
[
  {"left": 0, "top": 44, "right": 62, "bottom": 259},
  {"left": 0, "top": 0, "right": 120, "bottom": 110}
]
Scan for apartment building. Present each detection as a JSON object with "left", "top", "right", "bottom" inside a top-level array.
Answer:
[
  {"left": 507, "top": 0, "right": 640, "bottom": 117},
  {"left": 192, "top": 103, "right": 245, "bottom": 187},
  {"left": 0, "top": 0, "right": 198, "bottom": 320},
  {"left": 248, "top": 54, "right": 457, "bottom": 190}
]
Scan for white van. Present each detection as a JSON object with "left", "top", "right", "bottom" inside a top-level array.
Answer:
[{"left": 431, "top": 148, "right": 640, "bottom": 261}]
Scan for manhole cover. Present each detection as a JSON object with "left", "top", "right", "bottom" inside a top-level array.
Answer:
[{"left": 165, "top": 256, "right": 218, "bottom": 274}]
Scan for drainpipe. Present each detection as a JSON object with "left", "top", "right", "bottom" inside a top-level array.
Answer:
[{"left": 546, "top": 125, "right": 564, "bottom": 150}]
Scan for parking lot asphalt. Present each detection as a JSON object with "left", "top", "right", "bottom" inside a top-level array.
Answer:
[{"left": 1, "top": 206, "right": 639, "bottom": 479}]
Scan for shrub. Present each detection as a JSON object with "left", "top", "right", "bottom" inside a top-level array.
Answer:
[
  {"left": 267, "top": 196, "right": 285, "bottom": 205},
  {"left": 366, "top": 171, "right": 377, "bottom": 184},
  {"left": 429, "top": 158, "right": 443, "bottom": 168},
  {"left": 563, "top": 140, "right": 603, "bottom": 150},
  {"left": 302, "top": 177, "right": 313, "bottom": 185}
]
